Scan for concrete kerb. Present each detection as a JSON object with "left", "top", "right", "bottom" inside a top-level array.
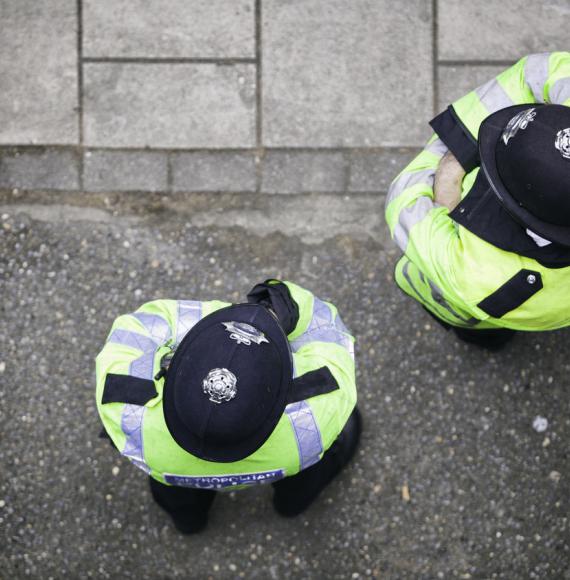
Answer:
[{"left": 0, "top": 146, "right": 420, "bottom": 195}]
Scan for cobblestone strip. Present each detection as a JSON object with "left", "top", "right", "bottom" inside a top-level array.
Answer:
[
  {"left": 0, "top": 147, "right": 420, "bottom": 195},
  {"left": 83, "top": 150, "right": 168, "bottom": 193},
  {"left": 0, "top": 149, "right": 80, "bottom": 191},
  {"left": 172, "top": 152, "right": 257, "bottom": 193}
]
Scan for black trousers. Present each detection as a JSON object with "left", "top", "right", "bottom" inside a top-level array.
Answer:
[
  {"left": 420, "top": 306, "right": 516, "bottom": 350},
  {"left": 149, "top": 407, "right": 360, "bottom": 527},
  {"left": 149, "top": 475, "right": 216, "bottom": 533}
]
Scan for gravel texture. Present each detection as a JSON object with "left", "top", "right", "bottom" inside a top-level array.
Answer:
[{"left": 0, "top": 192, "right": 568, "bottom": 579}]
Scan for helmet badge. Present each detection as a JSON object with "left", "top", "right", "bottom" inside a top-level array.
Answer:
[
  {"left": 502, "top": 108, "right": 536, "bottom": 145},
  {"left": 555, "top": 128, "right": 570, "bottom": 160},
  {"left": 222, "top": 321, "right": 269, "bottom": 346},
  {"left": 202, "top": 368, "right": 237, "bottom": 404}
]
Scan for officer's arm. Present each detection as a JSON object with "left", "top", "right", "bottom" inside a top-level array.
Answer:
[
  {"left": 385, "top": 135, "right": 460, "bottom": 292},
  {"left": 247, "top": 279, "right": 356, "bottom": 400},
  {"left": 96, "top": 298, "right": 233, "bottom": 452},
  {"left": 432, "top": 51, "right": 570, "bottom": 172},
  {"left": 284, "top": 281, "right": 357, "bottom": 441},
  {"left": 248, "top": 279, "right": 353, "bottom": 357},
  {"left": 96, "top": 297, "right": 225, "bottom": 392},
  {"left": 95, "top": 300, "right": 179, "bottom": 447}
]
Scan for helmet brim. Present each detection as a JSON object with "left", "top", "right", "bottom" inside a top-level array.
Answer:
[{"left": 479, "top": 104, "right": 570, "bottom": 247}]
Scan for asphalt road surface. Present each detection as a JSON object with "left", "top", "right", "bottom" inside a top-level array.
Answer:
[{"left": 1, "top": 192, "right": 568, "bottom": 579}]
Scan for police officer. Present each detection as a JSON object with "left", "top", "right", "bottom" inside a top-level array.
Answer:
[
  {"left": 96, "top": 279, "right": 361, "bottom": 533},
  {"left": 385, "top": 51, "right": 570, "bottom": 349}
]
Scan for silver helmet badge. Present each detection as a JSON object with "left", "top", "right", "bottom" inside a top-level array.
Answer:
[
  {"left": 555, "top": 128, "right": 570, "bottom": 159},
  {"left": 202, "top": 368, "right": 237, "bottom": 404},
  {"left": 502, "top": 108, "right": 536, "bottom": 145},
  {"left": 222, "top": 321, "right": 269, "bottom": 346}
]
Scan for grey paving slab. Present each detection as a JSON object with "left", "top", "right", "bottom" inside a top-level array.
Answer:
[
  {"left": 262, "top": 151, "right": 347, "bottom": 194},
  {"left": 439, "top": 0, "right": 570, "bottom": 61},
  {"left": 172, "top": 151, "right": 256, "bottom": 193},
  {"left": 84, "top": 150, "right": 168, "bottom": 192},
  {"left": 262, "top": 0, "right": 433, "bottom": 148},
  {"left": 0, "top": 0, "right": 78, "bottom": 145},
  {"left": 83, "top": 0, "right": 255, "bottom": 58},
  {"left": 0, "top": 149, "right": 79, "bottom": 191},
  {"left": 83, "top": 64, "right": 256, "bottom": 148},
  {"left": 348, "top": 149, "right": 420, "bottom": 193},
  {"left": 437, "top": 65, "right": 512, "bottom": 111},
  {"left": 0, "top": 192, "right": 569, "bottom": 578}
]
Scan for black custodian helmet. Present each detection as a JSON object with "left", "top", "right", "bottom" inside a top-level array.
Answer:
[
  {"left": 163, "top": 303, "right": 293, "bottom": 463},
  {"left": 479, "top": 104, "right": 570, "bottom": 246}
]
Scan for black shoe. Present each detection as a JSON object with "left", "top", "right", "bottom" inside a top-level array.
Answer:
[
  {"left": 452, "top": 326, "right": 516, "bottom": 351},
  {"left": 272, "top": 407, "right": 362, "bottom": 517}
]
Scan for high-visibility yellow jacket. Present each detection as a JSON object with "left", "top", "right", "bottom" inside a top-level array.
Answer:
[
  {"left": 386, "top": 52, "right": 570, "bottom": 330},
  {"left": 95, "top": 281, "right": 356, "bottom": 489}
]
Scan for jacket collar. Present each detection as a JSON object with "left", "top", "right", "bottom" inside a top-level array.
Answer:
[{"left": 449, "top": 169, "right": 570, "bottom": 268}]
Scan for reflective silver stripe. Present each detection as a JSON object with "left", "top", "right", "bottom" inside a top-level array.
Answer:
[
  {"left": 107, "top": 326, "right": 159, "bottom": 471},
  {"left": 393, "top": 197, "right": 435, "bottom": 252},
  {"left": 176, "top": 301, "right": 202, "bottom": 345},
  {"left": 285, "top": 400, "right": 323, "bottom": 471},
  {"left": 475, "top": 78, "right": 514, "bottom": 113},
  {"left": 291, "top": 298, "right": 353, "bottom": 358},
  {"left": 108, "top": 313, "right": 175, "bottom": 475},
  {"left": 290, "top": 297, "right": 331, "bottom": 346},
  {"left": 311, "top": 298, "right": 333, "bottom": 328},
  {"left": 284, "top": 297, "right": 338, "bottom": 470},
  {"left": 425, "top": 137, "right": 448, "bottom": 158},
  {"left": 129, "top": 352, "right": 155, "bottom": 380},
  {"left": 524, "top": 53, "right": 550, "bottom": 103},
  {"left": 121, "top": 404, "right": 150, "bottom": 474},
  {"left": 426, "top": 278, "right": 478, "bottom": 326},
  {"left": 132, "top": 312, "right": 171, "bottom": 345},
  {"left": 107, "top": 329, "right": 157, "bottom": 379},
  {"left": 404, "top": 263, "right": 479, "bottom": 327},
  {"left": 334, "top": 312, "right": 349, "bottom": 335},
  {"left": 291, "top": 327, "right": 354, "bottom": 357},
  {"left": 387, "top": 168, "right": 435, "bottom": 205},
  {"left": 127, "top": 312, "right": 172, "bottom": 378},
  {"left": 550, "top": 77, "right": 570, "bottom": 104},
  {"left": 402, "top": 260, "right": 424, "bottom": 303},
  {"left": 107, "top": 329, "right": 156, "bottom": 354}
]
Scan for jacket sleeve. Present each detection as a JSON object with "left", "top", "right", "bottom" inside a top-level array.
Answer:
[
  {"left": 282, "top": 281, "right": 357, "bottom": 451},
  {"left": 454, "top": 52, "right": 570, "bottom": 138},
  {"left": 248, "top": 278, "right": 355, "bottom": 362},
  {"left": 95, "top": 299, "right": 179, "bottom": 450},
  {"left": 247, "top": 279, "right": 299, "bottom": 334},
  {"left": 432, "top": 52, "right": 570, "bottom": 171},
  {"left": 385, "top": 135, "right": 461, "bottom": 293},
  {"left": 96, "top": 300, "right": 178, "bottom": 384},
  {"left": 283, "top": 281, "right": 355, "bottom": 362},
  {"left": 389, "top": 52, "right": 570, "bottom": 285}
]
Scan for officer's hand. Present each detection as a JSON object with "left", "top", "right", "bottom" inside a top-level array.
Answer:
[{"left": 434, "top": 151, "right": 465, "bottom": 211}]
